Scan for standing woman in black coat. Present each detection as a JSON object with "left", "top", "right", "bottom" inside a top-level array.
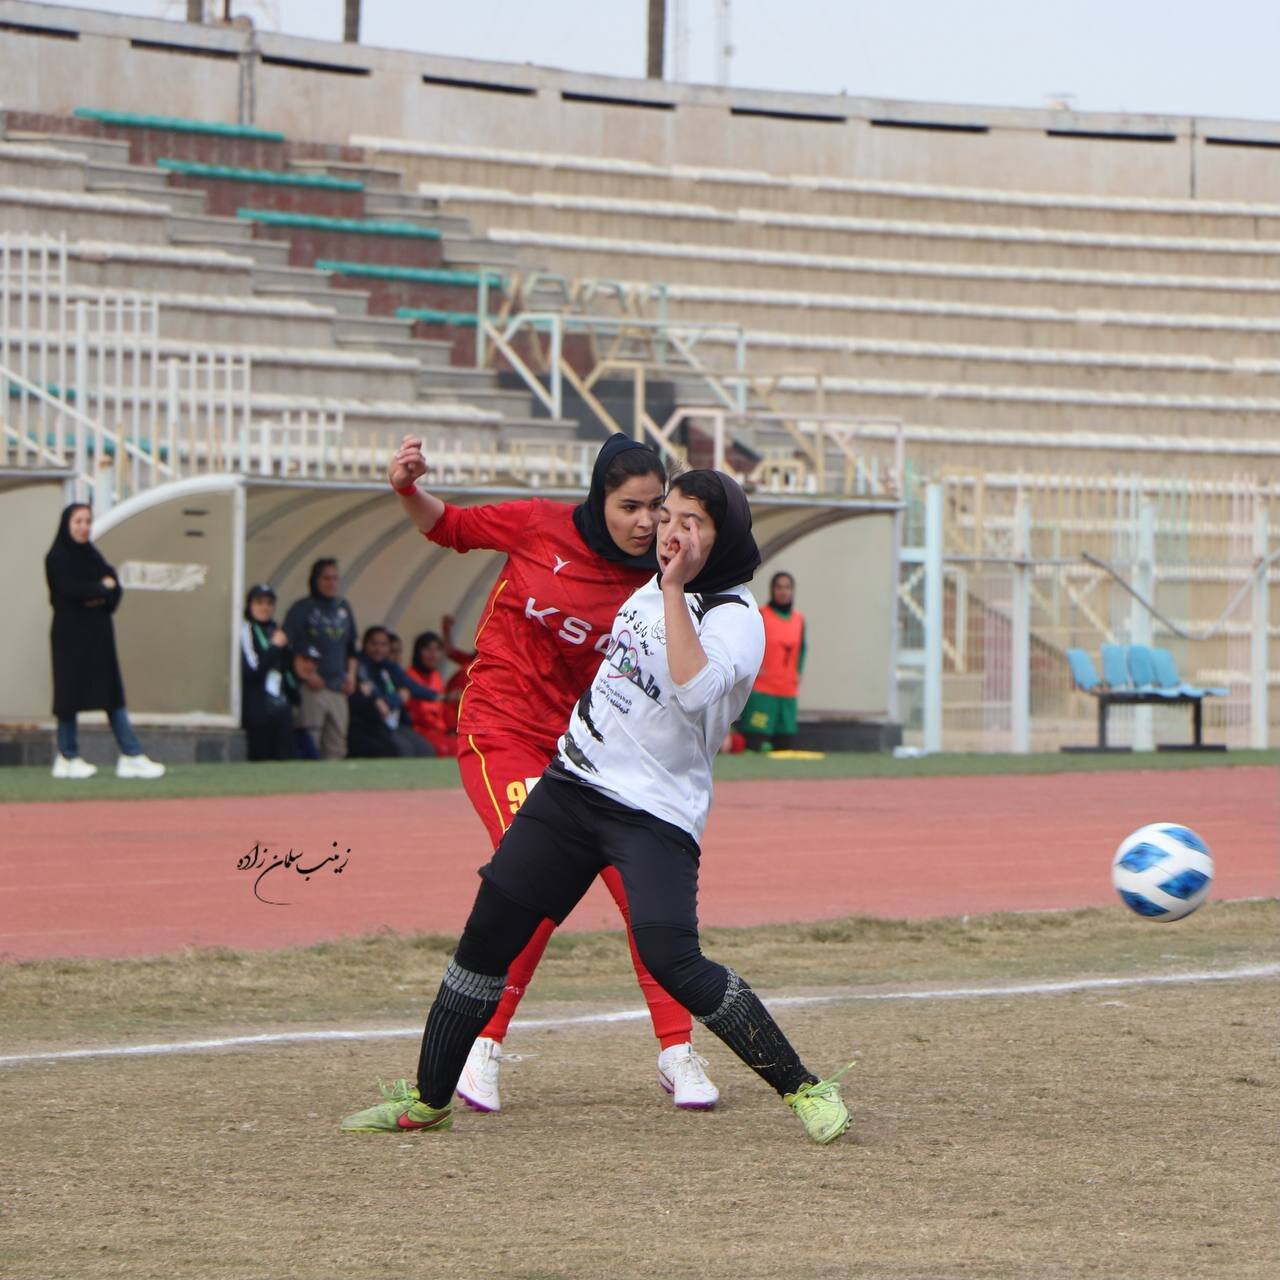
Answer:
[{"left": 45, "top": 503, "right": 165, "bottom": 780}]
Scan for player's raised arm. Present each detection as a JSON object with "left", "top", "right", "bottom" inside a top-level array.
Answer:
[{"left": 388, "top": 434, "right": 446, "bottom": 534}]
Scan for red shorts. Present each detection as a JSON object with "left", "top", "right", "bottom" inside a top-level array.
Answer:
[{"left": 456, "top": 733, "right": 553, "bottom": 850}]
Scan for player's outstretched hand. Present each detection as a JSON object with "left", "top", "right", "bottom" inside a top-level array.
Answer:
[{"left": 389, "top": 434, "right": 428, "bottom": 492}]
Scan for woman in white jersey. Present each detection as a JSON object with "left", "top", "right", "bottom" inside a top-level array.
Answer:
[{"left": 342, "top": 470, "right": 851, "bottom": 1145}]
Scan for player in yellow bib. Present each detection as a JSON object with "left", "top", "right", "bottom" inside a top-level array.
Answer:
[{"left": 741, "top": 571, "right": 805, "bottom": 752}]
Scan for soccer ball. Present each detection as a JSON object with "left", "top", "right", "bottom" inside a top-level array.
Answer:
[{"left": 1112, "top": 823, "right": 1214, "bottom": 922}]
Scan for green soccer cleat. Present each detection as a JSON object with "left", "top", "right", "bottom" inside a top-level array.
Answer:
[
  {"left": 341, "top": 1078, "right": 453, "bottom": 1134},
  {"left": 785, "top": 1064, "right": 854, "bottom": 1145}
]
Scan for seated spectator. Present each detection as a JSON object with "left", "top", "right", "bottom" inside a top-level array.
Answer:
[
  {"left": 283, "top": 558, "right": 357, "bottom": 760},
  {"left": 239, "top": 583, "right": 294, "bottom": 761},
  {"left": 406, "top": 631, "right": 457, "bottom": 757},
  {"left": 386, "top": 631, "right": 405, "bottom": 667},
  {"left": 348, "top": 625, "right": 437, "bottom": 759},
  {"left": 440, "top": 613, "right": 477, "bottom": 735}
]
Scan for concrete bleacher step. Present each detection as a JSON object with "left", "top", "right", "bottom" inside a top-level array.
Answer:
[
  {"left": 83, "top": 163, "right": 207, "bottom": 214},
  {"left": 251, "top": 262, "right": 345, "bottom": 292},
  {"left": 430, "top": 185, "right": 1280, "bottom": 281},
  {"left": 289, "top": 158, "right": 404, "bottom": 191},
  {"left": 167, "top": 211, "right": 255, "bottom": 243},
  {"left": 252, "top": 280, "right": 373, "bottom": 316},
  {"left": 688, "top": 330, "right": 1280, "bottom": 398},
  {"left": 0, "top": 186, "right": 173, "bottom": 244},
  {"left": 243, "top": 391, "right": 506, "bottom": 436},
  {"left": 170, "top": 232, "right": 291, "bottom": 268},
  {"left": 3, "top": 131, "right": 132, "bottom": 167},
  {"left": 358, "top": 135, "right": 1280, "bottom": 241},
  {"left": 655, "top": 284, "right": 1280, "bottom": 361},
  {"left": 363, "top": 195, "right": 476, "bottom": 236},
  {"left": 66, "top": 335, "right": 425, "bottom": 400},
  {"left": 47, "top": 237, "right": 256, "bottom": 294},
  {"left": 439, "top": 237, "right": 522, "bottom": 270},
  {"left": 0, "top": 141, "right": 88, "bottom": 191},
  {"left": 418, "top": 380, "right": 539, "bottom": 420},
  {"left": 496, "top": 227, "right": 1280, "bottom": 317},
  {"left": 417, "top": 366, "right": 505, "bottom": 392}
]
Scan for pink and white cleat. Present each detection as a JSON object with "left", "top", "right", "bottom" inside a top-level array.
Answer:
[
  {"left": 658, "top": 1043, "right": 719, "bottom": 1110},
  {"left": 457, "top": 1036, "right": 504, "bottom": 1113}
]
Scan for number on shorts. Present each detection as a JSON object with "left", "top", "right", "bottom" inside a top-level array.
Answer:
[{"left": 506, "top": 779, "right": 527, "bottom": 814}]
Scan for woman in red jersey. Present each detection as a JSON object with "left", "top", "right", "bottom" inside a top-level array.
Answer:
[{"left": 388, "top": 431, "right": 719, "bottom": 1114}]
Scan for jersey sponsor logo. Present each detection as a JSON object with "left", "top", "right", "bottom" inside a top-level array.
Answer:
[
  {"left": 603, "top": 630, "right": 662, "bottom": 703},
  {"left": 524, "top": 597, "right": 612, "bottom": 652},
  {"left": 552, "top": 556, "right": 571, "bottom": 575}
]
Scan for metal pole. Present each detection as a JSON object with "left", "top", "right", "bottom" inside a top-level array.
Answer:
[
  {"left": 923, "top": 482, "right": 943, "bottom": 754},
  {"left": 475, "top": 273, "right": 489, "bottom": 370},
  {"left": 1132, "top": 500, "right": 1156, "bottom": 751},
  {"left": 74, "top": 300, "right": 91, "bottom": 505},
  {"left": 1252, "top": 500, "right": 1270, "bottom": 750},
  {"left": 550, "top": 315, "right": 563, "bottom": 420},
  {"left": 1010, "top": 496, "right": 1031, "bottom": 753},
  {"left": 229, "top": 480, "right": 247, "bottom": 721},
  {"left": 885, "top": 506, "right": 904, "bottom": 726}
]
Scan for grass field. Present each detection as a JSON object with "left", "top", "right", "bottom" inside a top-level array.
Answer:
[
  {"left": 3, "top": 746, "right": 1277, "bottom": 804},
  {"left": 3, "top": 903, "right": 1278, "bottom": 1279}
]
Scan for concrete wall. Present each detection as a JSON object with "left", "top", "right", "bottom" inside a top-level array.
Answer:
[
  {"left": 8, "top": 0, "right": 1280, "bottom": 200},
  {"left": 754, "top": 515, "right": 894, "bottom": 717},
  {"left": 0, "top": 478, "right": 67, "bottom": 720},
  {"left": 96, "top": 489, "right": 237, "bottom": 717}
]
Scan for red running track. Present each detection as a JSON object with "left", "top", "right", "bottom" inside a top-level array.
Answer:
[{"left": 1, "top": 769, "right": 1276, "bottom": 961}]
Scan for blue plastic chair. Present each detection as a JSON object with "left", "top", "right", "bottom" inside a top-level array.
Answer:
[
  {"left": 1126, "top": 645, "right": 1184, "bottom": 698},
  {"left": 1099, "top": 643, "right": 1133, "bottom": 690},
  {"left": 1066, "top": 648, "right": 1102, "bottom": 693},
  {"left": 1151, "top": 647, "right": 1229, "bottom": 698}
]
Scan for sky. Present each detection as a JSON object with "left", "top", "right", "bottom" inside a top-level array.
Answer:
[{"left": 33, "top": 0, "right": 1280, "bottom": 125}]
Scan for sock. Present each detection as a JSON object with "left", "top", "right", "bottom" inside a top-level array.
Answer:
[
  {"left": 415, "top": 959, "right": 506, "bottom": 1109},
  {"left": 697, "top": 968, "right": 817, "bottom": 1098}
]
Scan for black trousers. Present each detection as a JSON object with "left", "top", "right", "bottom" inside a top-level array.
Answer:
[
  {"left": 461, "top": 774, "right": 729, "bottom": 1019},
  {"left": 243, "top": 708, "right": 293, "bottom": 762}
]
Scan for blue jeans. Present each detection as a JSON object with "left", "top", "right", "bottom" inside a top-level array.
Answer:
[{"left": 57, "top": 708, "right": 144, "bottom": 759}]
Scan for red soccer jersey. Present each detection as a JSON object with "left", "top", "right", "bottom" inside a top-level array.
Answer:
[{"left": 424, "top": 499, "right": 655, "bottom": 755}]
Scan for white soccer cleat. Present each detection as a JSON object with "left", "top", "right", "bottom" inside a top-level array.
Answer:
[
  {"left": 52, "top": 754, "right": 97, "bottom": 780},
  {"left": 658, "top": 1043, "right": 719, "bottom": 1111},
  {"left": 116, "top": 753, "right": 165, "bottom": 780},
  {"left": 457, "top": 1036, "right": 503, "bottom": 1113}
]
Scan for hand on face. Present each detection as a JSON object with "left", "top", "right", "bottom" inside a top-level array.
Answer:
[
  {"left": 659, "top": 519, "right": 704, "bottom": 590},
  {"left": 389, "top": 434, "right": 427, "bottom": 491}
]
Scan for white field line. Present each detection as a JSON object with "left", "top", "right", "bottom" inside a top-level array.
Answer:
[{"left": 3, "top": 962, "right": 1277, "bottom": 1069}]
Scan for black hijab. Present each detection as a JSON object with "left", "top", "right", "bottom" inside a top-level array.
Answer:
[
  {"left": 572, "top": 433, "right": 662, "bottom": 571},
  {"left": 45, "top": 503, "right": 112, "bottom": 594},
  {"left": 244, "top": 583, "right": 277, "bottom": 623},
  {"left": 680, "top": 471, "right": 762, "bottom": 596}
]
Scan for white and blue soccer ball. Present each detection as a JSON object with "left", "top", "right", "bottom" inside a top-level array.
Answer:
[{"left": 1112, "top": 823, "right": 1214, "bottom": 922}]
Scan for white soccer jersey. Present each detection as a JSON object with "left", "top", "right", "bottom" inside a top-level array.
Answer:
[{"left": 554, "top": 576, "right": 765, "bottom": 841}]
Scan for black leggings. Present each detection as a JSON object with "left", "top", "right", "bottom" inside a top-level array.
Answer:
[{"left": 457, "top": 878, "right": 731, "bottom": 1017}]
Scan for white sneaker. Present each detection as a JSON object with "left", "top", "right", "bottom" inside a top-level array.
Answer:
[
  {"left": 116, "top": 753, "right": 166, "bottom": 780},
  {"left": 658, "top": 1043, "right": 719, "bottom": 1111},
  {"left": 52, "top": 753, "right": 97, "bottom": 780},
  {"left": 457, "top": 1036, "right": 503, "bottom": 1113}
]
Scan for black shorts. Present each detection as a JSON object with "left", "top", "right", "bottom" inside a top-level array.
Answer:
[{"left": 480, "top": 774, "right": 702, "bottom": 933}]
